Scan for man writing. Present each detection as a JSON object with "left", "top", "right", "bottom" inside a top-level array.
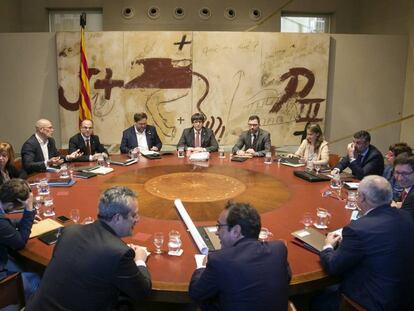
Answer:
[
  {"left": 314, "top": 175, "right": 414, "bottom": 310},
  {"left": 393, "top": 153, "right": 414, "bottom": 220},
  {"left": 232, "top": 115, "right": 271, "bottom": 157},
  {"left": 68, "top": 119, "right": 108, "bottom": 162},
  {"left": 21, "top": 119, "right": 82, "bottom": 173},
  {"left": 189, "top": 202, "right": 291, "bottom": 311},
  {"left": 177, "top": 113, "right": 218, "bottom": 153},
  {"left": 120, "top": 112, "right": 162, "bottom": 154},
  {"left": 27, "top": 186, "right": 152, "bottom": 311},
  {"left": 332, "top": 130, "right": 384, "bottom": 179}
]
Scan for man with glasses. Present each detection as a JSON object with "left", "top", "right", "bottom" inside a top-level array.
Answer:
[
  {"left": 393, "top": 153, "right": 414, "bottom": 220},
  {"left": 177, "top": 112, "right": 218, "bottom": 153},
  {"left": 189, "top": 202, "right": 291, "bottom": 311},
  {"left": 120, "top": 112, "right": 162, "bottom": 154},
  {"left": 232, "top": 115, "right": 271, "bottom": 157},
  {"left": 313, "top": 175, "right": 414, "bottom": 310},
  {"left": 68, "top": 119, "right": 108, "bottom": 162},
  {"left": 21, "top": 119, "right": 82, "bottom": 173},
  {"left": 27, "top": 186, "right": 151, "bottom": 311},
  {"left": 332, "top": 130, "right": 384, "bottom": 180}
]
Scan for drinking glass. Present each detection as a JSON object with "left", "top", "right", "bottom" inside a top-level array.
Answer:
[
  {"left": 301, "top": 212, "right": 313, "bottom": 229},
  {"left": 219, "top": 148, "right": 225, "bottom": 159},
  {"left": 314, "top": 164, "right": 321, "bottom": 175},
  {"left": 258, "top": 227, "right": 273, "bottom": 242},
  {"left": 33, "top": 196, "right": 43, "bottom": 211},
  {"left": 177, "top": 147, "right": 185, "bottom": 158},
  {"left": 59, "top": 163, "right": 69, "bottom": 179},
  {"left": 37, "top": 178, "right": 49, "bottom": 195},
  {"left": 129, "top": 148, "right": 139, "bottom": 159},
  {"left": 153, "top": 232, "right": 164, "bottom": 254},
  {"left": 168, "top": 230, "right": 182, "bottom": 254},
  {"left": 314, "top": 208, "right": 331, "bottom": 229},
  {"left": 82, "top": 216, "right": 94, "bottom": 224},
  {"left": 97, "top": 155, "right": 105, "bottom": 167},
  {"left": 345, "top": 191, "right": 358, "bottom": 210},
  {"left": 43, "top": 196, "right": 55, "bottom": 217},
  {"left": 70, "top": 209, "right": 80, "bottom": 223},
  {"left": 264, "top": 152, "right": 272, "bottom": 164}
]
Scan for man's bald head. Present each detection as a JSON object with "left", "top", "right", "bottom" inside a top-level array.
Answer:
[{"left": 35, "top": 119, "right": 54, "bottom": 139}]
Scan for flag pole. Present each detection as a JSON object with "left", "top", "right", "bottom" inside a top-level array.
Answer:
[{"left": 79, "top": 12, "right": 92, "bottom": 124}]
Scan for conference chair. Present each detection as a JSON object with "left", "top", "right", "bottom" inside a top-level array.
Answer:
[
  {"left": 0, "top": 272, "right": 25, "bottom": 309},
  {"left": 339, "top": 294, "right": 366, "bottom": 311},
  {"left": 329, "top": 153, "right": 340, "bottom": 168}
]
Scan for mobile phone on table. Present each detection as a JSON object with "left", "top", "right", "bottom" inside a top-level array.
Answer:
[{"left": 56, "top": 215, "right": 71, "bottom": 223}]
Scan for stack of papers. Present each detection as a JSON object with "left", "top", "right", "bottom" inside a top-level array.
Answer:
[
  {"left": 30, "top": 218, "right": 63, "bottom": 238},
  {"left": 88, "top": 166, "right": 114, "bottom": 175}
]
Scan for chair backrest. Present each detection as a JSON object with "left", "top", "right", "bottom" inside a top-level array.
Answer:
[
  {"left": 0, "top": 272, "right": 25, "bottom": 309},
  {"left": 339, "top": 294, "right": 367, "bottom": 311},
  {"left": 329, "top": 153, "right": 340, "bottom": 168}
]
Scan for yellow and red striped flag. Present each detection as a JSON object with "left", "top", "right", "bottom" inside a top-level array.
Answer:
[{"left": 79, "top": 13, "right": 92, "bottom": 123}]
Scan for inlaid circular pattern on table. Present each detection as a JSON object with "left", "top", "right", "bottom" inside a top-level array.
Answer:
[
  {"left": 145, "top": 172, "right": 246, "bottom": 202},
  {"left": 104, "top": 164, "right": 291, "bottom": 221}
]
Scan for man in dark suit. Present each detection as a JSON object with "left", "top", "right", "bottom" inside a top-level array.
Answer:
[
  {"left": 232, "top": 115, "right": 271, "bottom": 157},
  {"left": 189, "top": 202, "right": 291, "bottom": 311},
  {"left": 333, "top": 130, "right": 384, "bottom": 179},
  {"left": 393, "top": 153, "right": 414, "bottom": 221},
  {"left": 26, "top": 186, "right": 152, "bottom": 311},
  {"left": 177, "top": 113, "right": 218, "bottom": 153},
  {"left": 120, "top": 112, "right": 162, "bottom": 154},
  {"left": 314, "top": 175, "right": 414, "bottom": 311},
  {"left": 21, "top": 119, "right": 82, "bottom": 174},
  {"left": 69, "top": 119, "right": 108, "bottom": 162},
  {"left": 0, "top": 179, "right": 39, "bottom": 302}
]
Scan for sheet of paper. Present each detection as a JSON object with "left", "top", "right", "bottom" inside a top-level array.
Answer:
[
  {"left": 195, "top": 254, "right": 207, "bottom": 269},
  {"left": 30, "top": 218, "right": 63, "bottom": 238}
]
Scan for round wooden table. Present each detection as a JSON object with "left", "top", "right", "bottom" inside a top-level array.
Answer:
[{"left": 20, "top": 153, "right": 352, "bottom": 302}]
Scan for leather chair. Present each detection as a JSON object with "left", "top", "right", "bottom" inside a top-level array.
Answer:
[
  {"left": 329, "top": 153, "right": 340, "bottom": 168},
  {"left": 339, "top": 294, "right": 367, "bottom": 311},
  {"left": 0, "top": 272, "right": 25, "bottom": 309}
]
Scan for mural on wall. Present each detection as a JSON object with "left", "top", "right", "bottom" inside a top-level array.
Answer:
[{"left": 57, "top": 31, "right": 330, "bottom": 149}]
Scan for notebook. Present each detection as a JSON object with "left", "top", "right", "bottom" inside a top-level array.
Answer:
[
  {"left": 293, "top": 170, "right": 331, "bottom": 182},
  {"left": 109, "top": 158, "right": 138, "bottom": 166},
  {"left": 291, "top": 227, "right": 326, "bottom": 254},
  {"left": 47, "top": 179, "right": 76, "bottom": 187},
  {"left": 231, "top": 156, "right": 250, "bottom": 162},
  {"left": 277, "top": 156, "right": 306, "bottom": 167}
]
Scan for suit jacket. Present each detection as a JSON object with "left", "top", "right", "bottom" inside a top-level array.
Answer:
[
  {"left": 68, "top": 133, "right": 108, "bottom": 162},
  {"left": 177, "top": 127, "right": 219, "bottom": 152},
  {"left": 335, "top": 144, "right": 384, "bottom": 180},
  {"left": 401, "top": 186, "right": 414, "bottom": 222},
  {"left": 21, "top": 135, "right": 61, "bottom": 174},
  {"left": 0, "top": 209, "right": 36, "bottom": 279},
  {"left": 189, "top": 238, "right": 291, "bottom": 311},
  {"left": 232, "top": 128, "right": 271, "bottom": 157},
  {"left": 27, "top": 220, "right": 152, "bottom": 311},
  {"left": 320, "top": 205, "right": 414, "bottom": 310},
  {"left": 0, "top": 164, "right": 27, "bottom": 185},
  {"left": 120, "top": 125, "right": 162, "bottom": 154}
]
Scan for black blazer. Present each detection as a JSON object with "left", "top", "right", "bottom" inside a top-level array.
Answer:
[
  {"left": 27, "top": 220, "right": 152, "bottom": 311},
  {"left": 401, "top": 187, "right": 414, "bottom": 222},
  {"left": 21, "top": 135, "right": 61, "bottom": 174},
  {"left": 320, "top": 205, "right": 414, "bottom": 310},
  {"left": 68, "top": 133, "right": 107, "bottom": 162},
  {"left": 120, "top": 125, "right": 162, "bottom": 154},
  {"left": 0, "top": 209, "right": 36, "bottom": 279},
  {"left": 177, "top": 127, "right": 219, "bottom": 152},
  {"left": 335, "top": 144, "right": 384, "bottom": 179},
  {"left": 0, "top": 164, "right": 27, "bottom": 186},
  {"left": 189, "top": 238, "right": 291, "bottom": 311}
]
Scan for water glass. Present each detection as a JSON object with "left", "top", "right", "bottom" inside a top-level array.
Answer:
[
  {"left": 33, "top": 196, "right": 43, "bottom": 211},
  {"left": 264, "top": 152, "right": 272, "bottom": 164},
  {"left": 219, "top": 148, "right": 225, "bottom": 159},
  {"left": 43, "top": 196, "right": 55, "bottom": 217},
  {"left": 306, "top": 160, "right": 314, "bottom": 172},
  {"left": 82, "top": 216, "right": 94, "bottom": 224},
  {"left": 314, "top": 208, "right": 331, "bottom": 229},
  {"left": 153, "top": 232, "right": 164, "bottom": 254},
  {"left": 59, "top": 164, "right": 69, "bottom": 179},
  {"left": 258, "top": 227, "right": 273, "bottom": 242},
  {"left": 38, "top": 178, "right": 49, "bottom": 195},
  {"left": 129, "top": 148, "right": 139, "bottom": 159},
  {"left": 177, "top": 147, "right": 185, "bottom": 158},
  {"left": 168, "top": 230, "right": 182, "bottom": 254},
  {"left": 70, "top": 209, "right": 80, "bottom": 223},
  {"left": 97, "top": 155, "right": 105, "bottom": 167},
  {"left": 301, "top": 212, "right": 313, "bottom": 229},
  {"left": 345, "top": 191, "right": 358, "bottom": 210}
]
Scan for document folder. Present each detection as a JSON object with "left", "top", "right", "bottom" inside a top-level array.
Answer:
[{"left": 291, "top": 227, "right": 326, "bottom": 254}]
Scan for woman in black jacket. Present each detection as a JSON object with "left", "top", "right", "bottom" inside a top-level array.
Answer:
[{"left": 0, "top": 142, "right": 27, "bottom": 185}]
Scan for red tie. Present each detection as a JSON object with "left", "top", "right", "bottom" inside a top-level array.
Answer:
[
  {"left": 86, "top": 139, "right": 92, "bottom": 155},
  {"left": 195, "top": 131, "right": 201, "bottom": 147},
  {"left": 401, "top": 190, "right": 408, "bottom": 203}
]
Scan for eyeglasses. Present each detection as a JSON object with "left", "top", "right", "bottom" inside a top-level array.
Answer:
[
  {"left": 216, "top": 222, "right": 229, "bottom": 230},
  {"left": 394, "top": 170, "right": 414, "bottom": 177}
]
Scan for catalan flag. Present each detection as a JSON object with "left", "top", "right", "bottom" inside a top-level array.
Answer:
[{"left": 79, "top": 13, "right": 92, "bottom": 123}]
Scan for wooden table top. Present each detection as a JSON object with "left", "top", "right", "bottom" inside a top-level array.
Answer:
[{"left": 20, "top": 153, "right": 353, "bottom": 302}]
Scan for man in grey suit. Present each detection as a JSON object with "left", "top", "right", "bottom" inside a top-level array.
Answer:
[
  {"left": 177, "top": 113, "right": 218, "bottom": 153},
  {"left": 232, "top": 115, "right": 271, "bottom": 157}
]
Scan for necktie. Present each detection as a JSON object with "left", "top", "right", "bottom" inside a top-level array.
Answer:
[
  {"left": 401, "top": 190, "right": 408, "bottom": 203},
  {"left": 195, "top": 131, "right": 201, "bottom": 148},
  {"left": 251, "top": 134, "right": 257, "bottom": 151},
  {"left": 86, "top": 139, "right": 92, "bottom": 155}
]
